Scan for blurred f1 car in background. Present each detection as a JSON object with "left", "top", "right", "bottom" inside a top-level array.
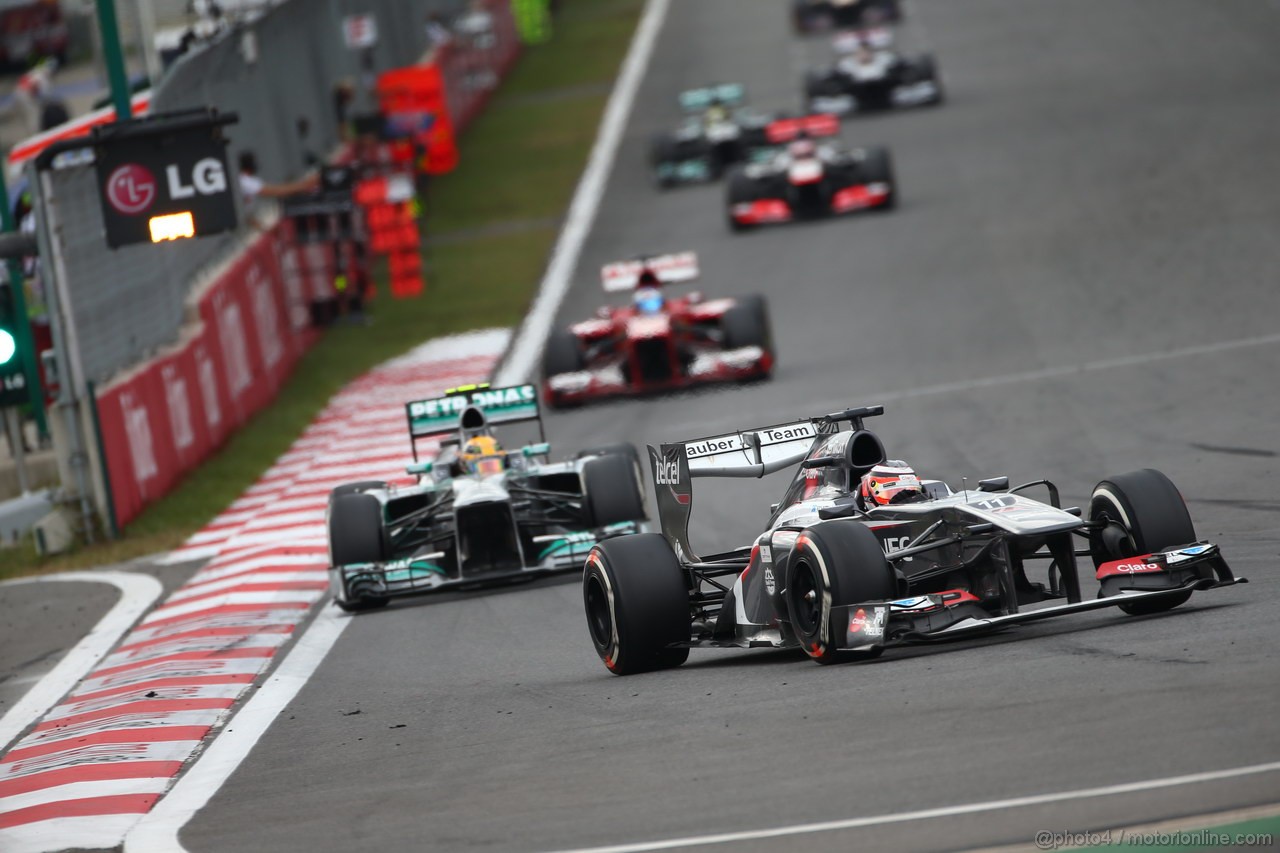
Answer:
[
  {"left": 583, "top": 405, "right": 1246, "bottom": 674},
  {"left": 542, "top": 252, "right": 774, "bottom": 407},
  {"left": 326, "top": 384, "right": 647, "bottom": 611},
  {"left": 805, "top": 39, "right": 943, "bottom": 116},
  {"left": 726, "top": 128, "right": 895, "bottom": 231},
  {"left": 792, "top": 0, "right": 901, "bottom": 34},
  {"left": 650, "top": 83, "right": 840, "bottom": 187}
]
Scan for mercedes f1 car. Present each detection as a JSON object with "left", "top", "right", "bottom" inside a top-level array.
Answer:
[
  {"left": 792, "top": 0, "right": 901, "bottom": 34},
  {"left": 650, "top": 84, "right": 840, "bottom": 187},
  {"left": 804, "top": 41, "right": 943, "bottom": 116},
  {"left": 726, "top": 133, "right": 895, "bottom": 231},
  {"left": 583, "top": 405, "right": 1245, "bottom": 674},
  {"left": 542, "top": 252, "right": 774, "bottom": 407},
  {"left": 326, "top": 383, "right": 647, "bottom": 611}
]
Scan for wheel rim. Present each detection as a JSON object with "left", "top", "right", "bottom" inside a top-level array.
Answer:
[
  {"left": 584, "top": 573, "right": 614, "bottom": 651},
  {"left": 790, "top": 561, "right": 821, "bottom": 637},
  {"left": 1090, "top": 497, "right": 1136, "bottom": 563}
]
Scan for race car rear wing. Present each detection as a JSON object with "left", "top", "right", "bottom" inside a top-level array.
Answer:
[
  {"left": 648, "top": 406, "right": 885, "bottom": 561},
  {"left": 678, "top": 83, "right": 745, "bottom": 112},
  {"left": 764, "top": 113, "right": 840, "bottom": 144},
  {"left": 601, "top": 251, "right": 699, "bottom": 292},
  {"left": 404, "top": 383, "right": 544, "bottom": 460},
  {"left": 649, "top": 420, "right": 821, "bottom": 562}
]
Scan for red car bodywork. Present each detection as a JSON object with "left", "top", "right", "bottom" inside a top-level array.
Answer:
[{"left": 544, "top": 292, "right": 772, "bottom": 407}]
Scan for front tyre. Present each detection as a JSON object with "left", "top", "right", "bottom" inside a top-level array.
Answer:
[
  {"left": 862, "top": 147, "right": 896, "bottom": 210},
  {"left": 1089, "top": 469, "right": 1197, "bottom": 615},
  {"left": 786, "top": 520, "right": 895, "bottom": 664},
  {"left": 329, "top": 493, "right": 390, "bottom": 612},
  {"left": 584, "top": 534, "right": 691, "bottom": 675}
]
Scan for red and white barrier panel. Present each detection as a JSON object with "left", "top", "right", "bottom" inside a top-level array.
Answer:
[
  {"left": 0, "top": 328, "right": 509, "bottom": 853},
  {"left": 95, "top": 224, "right": 325, "bottom": 529}
]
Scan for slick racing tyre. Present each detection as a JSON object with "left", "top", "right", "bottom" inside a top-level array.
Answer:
[
  {"left": 584, "top": 534, "right": 690, "bottom": 675},
  {"left": 329, "top": 493, "right": 390, "bottom": 612},
  {"left": 1088, "top": 469, "right": 1197, "bottom": 615},
  {"left": 862, "top": 146, "right": 896, "bottom": 210},
  {"left": 726, "top": 166, "right": 761, "bottom": 233},
  {"left": 543, "top": 329, "right": 586, "bottom": 378},
  {"left": 786, "top": 520, "right": 895, "bottom": 664},
  {"left": 578, "top": 443, "right": 642, "bottom": 469},
  {"left": 650, "top": 134, "right": 681, "bottom": 188},
  {"left": 331, "top": 480, "right": 387, "bottom": 500},
  {"left": 721, "top": 295, "right": 775, "bottom": 371},
  {"left": 917, "top": 53, "right": 944, "bottom": 104},
  {"left": 578, "top": 443, "right": 644, "bottom": 488},
  {"left": 583, "top": 452, "right": 647, "bottom": 527},
  {"left": 804, "top": 70, "right": 844, "bottom": 101}
]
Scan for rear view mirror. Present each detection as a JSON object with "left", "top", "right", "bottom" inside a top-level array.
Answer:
[{"left": 978, "top": 476, "right": 1009, "bottom": 492}]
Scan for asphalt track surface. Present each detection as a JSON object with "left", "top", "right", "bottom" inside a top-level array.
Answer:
[
  {"left": 180, "top": 1, "right": 1280, "bottom": 850},
  {"left": 0, "top": 583, "right": 117, "bottom": 720}
]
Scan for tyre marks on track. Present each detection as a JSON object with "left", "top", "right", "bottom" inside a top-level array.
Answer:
[{"left": 0, "top": 329, "right": 509, "bottom": 853}]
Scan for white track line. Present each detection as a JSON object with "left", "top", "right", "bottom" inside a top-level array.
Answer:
[
  {"left": 546, "top": 760, "right": 1280, "bottom": 853},
  {"left": 0, "top": 572, "right": 162, "bottom": 753},
  {"left": 493, "top": 0, "right": 673, "bottom": 385},
  {"left": 126, "top": 5, "right": 671, "bottom": 845},
  {"left": 124, "top": 607, "right": 348, "bottom": 853}
]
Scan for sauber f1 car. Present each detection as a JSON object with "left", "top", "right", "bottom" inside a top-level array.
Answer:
[
  {"left": 326, "top": 383, "right": 646, "bottom": 612},
  {"left": 542, "top": 253, "right": 774, "bottom": 408},
  {"left": 805, "top": 40, "right": 943, "bottom": 116},
  {"left": 792, "top": 0, "right": 901, "bottom": 35},
  {"left": 650, "top": 84, "right": 840, "bottom": 187},
  {"left": 583, "top": 405, "right": 1244, "bottom": 674},
  {"left": 726, "top": 132, "right": 895, "bottom": 231}
]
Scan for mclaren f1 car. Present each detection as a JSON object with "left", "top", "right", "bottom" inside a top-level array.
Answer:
[
  {"left": 541, "top": 252, "right": 774, "bottom": 407},
  {"left": 650, "top": 83, "right": 840, "bottom": 187},
  {"left": 583, "top": 405, "right": 1244, "bottom": 674},
  {"left": 326, "top": 383, "right": 647, "bottom": 611},
  {"left": 726, "top": 132, "right": 895, "bottom": 231}
]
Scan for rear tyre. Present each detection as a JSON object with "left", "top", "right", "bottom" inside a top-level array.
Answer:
[
  {"left": 543, "top": 329, "right": 586, "bottom": 379},
  {"left": 583, "top": 452, "right": 647, "bottom": 527},
  {"left": 862, "top": 146, "right": 896, "bottom": 210},
  {"left": 584, "top": 534, "right": 691, "bottom": 675},
  {"left": 1088, "top": 469, "right": 1197, "bottom": 615},
  {"left": 786, "top": 520, "right": 895, "bottom": 664},
  {"left": 329, "top": 493, "right": 390, "bottom": 612}
]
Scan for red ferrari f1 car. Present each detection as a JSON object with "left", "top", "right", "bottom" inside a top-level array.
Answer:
[{"left": 541, "top": 252, "right": 774, "bottom": 408}]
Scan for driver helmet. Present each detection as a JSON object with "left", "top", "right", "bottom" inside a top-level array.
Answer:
[
  {"left": 859, "top": 460, "right": 923, "bottom": 506},
  {"left": 461, "top": 435, "right": 504, "bottom": 476},
  {"left": 788, "top": 137, "right": 817, "bottom": 159},
  {"left": 634, "top": 284, "right": 665, "bottom": 315}
]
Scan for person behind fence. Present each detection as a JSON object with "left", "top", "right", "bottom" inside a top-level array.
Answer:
[{"left": 237, "top": 151, "right": 319, "bottom": 228}]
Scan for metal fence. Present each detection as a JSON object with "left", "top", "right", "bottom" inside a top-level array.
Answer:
[
  {"left": 34, "top": 162, "right": 237, "bottom": 387},
  {"left": 152, "top": 0, "right": 466, "bottom": 184},
  {"left": 34, "top": 0, "right": 464, "bottom": 388}
]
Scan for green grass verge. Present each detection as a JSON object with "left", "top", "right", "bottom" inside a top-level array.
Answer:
[
  {"left": 1, "top": 0, "right": 645, "bottom": 579},
  {"left": 1089, "top": 812, "right": 1279, "bottom": 850}
]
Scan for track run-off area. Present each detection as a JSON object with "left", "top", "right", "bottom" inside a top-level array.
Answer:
[{"left": 4, "top": 0, "right": 1280, "bottom": 850}]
